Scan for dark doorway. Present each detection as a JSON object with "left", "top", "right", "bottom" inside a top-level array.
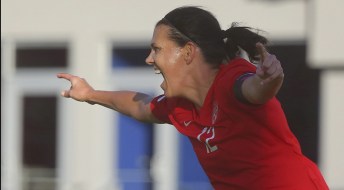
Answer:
[{"left": 269, "top": 43, "right": 320, "bottom": 163}]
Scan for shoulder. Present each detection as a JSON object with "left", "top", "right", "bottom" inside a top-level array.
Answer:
[
  {"left": 224, "top": 58, "right": 257, "bottom": 73},
  {"left": 215, "top": 58, "right": 256, "bottom": 87},
  {"left": 151, "top": 95, "right": 193, "bottom": 112},
  {"left": 150, "top": 95, "right": 194, "bottom": 124}
]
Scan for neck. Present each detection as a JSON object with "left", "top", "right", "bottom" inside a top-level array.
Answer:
[{"left": 183, "top": 63, "right": 219, "bottom": 109}]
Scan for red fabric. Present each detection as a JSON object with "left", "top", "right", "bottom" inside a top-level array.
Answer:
[{"left": 150, "top": 58, "right": 329, "bottom": 190}]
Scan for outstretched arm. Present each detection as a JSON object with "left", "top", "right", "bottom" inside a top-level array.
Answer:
[
  {"left": 241, "top": 43, "right": 284, "bottom": 104},
  {"left": 56, "top": 73, "right": 161, "bottom": 123}
]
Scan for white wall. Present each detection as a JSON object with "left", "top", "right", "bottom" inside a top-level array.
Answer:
[
  {"left": 2, "top": 0, "right": 343, "bottom": 190},
  {"left": 1, "top": 0, "right": 306, "bottom": 40}
]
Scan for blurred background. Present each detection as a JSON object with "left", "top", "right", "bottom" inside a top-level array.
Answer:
[{"left": 1, "top": 0, "right": 344, "bottom": 190}]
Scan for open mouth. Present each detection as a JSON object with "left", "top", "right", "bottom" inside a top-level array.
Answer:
[
  {"left": 154, "top": 69, "right": 161, "bottom": 74},
  {"left": 152, "top": 66, "right": 167, "bottom": 92},
  {"left": 153, "top": 65, "right": 162, "bottom": 74},
  {"left": 153, "top": 68, "right": 167, "bottom": 91}
]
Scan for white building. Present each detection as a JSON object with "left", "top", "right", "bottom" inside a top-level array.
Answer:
[{"left": 2, "top": 0, "right": 344, "bottom": 190}]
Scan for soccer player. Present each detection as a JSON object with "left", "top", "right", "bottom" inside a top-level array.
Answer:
[{"left": 57, "top": 6, "right": 329, "bottom": 190}]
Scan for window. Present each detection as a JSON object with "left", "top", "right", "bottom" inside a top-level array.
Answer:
[
  {"left": 112, "top": 47, "right": 150, "bottom": 68},
  {"left": 16, "top": 45, "right": 68, "bottom": 68},
  {"left": 112, "top": 45, "right": 155, "bottom": 190},
  {"left": 22, "top": 95, "right": 57, "bottom": 190},
  {"left": 117, "top": 115, "right": 154, "bottom": 190}
]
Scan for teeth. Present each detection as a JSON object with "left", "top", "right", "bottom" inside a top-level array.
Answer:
[{"left": 154, "top": 69, "right": 161, "bottom": 74}]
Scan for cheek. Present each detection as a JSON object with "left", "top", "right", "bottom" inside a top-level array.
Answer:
[
  {"left": 159, "top": 48, "right": 184, "bottom": 82},
  {"left": 167, "top": 49, "right": 183, "bottom": 65}
]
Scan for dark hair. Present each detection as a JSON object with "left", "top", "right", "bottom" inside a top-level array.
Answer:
[{"left": 156, "top": 6, "right": 268, "bottom": 65}]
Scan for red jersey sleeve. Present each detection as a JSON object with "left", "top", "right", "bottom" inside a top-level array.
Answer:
[
  {"left": 150, "top": 95, "right": 171, "bottom": 124},
  {"left": 220, "top": 58, "right": 257, "bottom": 97},
  {"left": 226, "top": 58, "right": 256, "bottom": 84}
]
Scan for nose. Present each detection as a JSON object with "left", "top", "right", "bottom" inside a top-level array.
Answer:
[{"left": 145, "top": 50, "right": 154, "bottom": 65}]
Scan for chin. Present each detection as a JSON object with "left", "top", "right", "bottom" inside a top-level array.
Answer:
[
  {"left": 164, "top": 92, "right": 172, "bottom": 98},
  {"left": 164, "top": 92, "right": 182, "bottom": 99},
  {"left": 163, "top": 90, "right": 173, "bottom": 98}
]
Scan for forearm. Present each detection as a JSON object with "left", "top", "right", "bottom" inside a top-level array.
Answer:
[
  {"left": 56, "top": 73, "right": 159, "bottom": 122},
  {"left": 87, "top": 90, "right": 156, "bottom": 122},
  {"left": 242, "top": 74, "right": 284, "bottom": 104}
]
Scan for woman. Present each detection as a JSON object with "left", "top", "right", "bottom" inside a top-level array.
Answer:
[{"left": 57, "top": 6, "right": 328, "bottom": 190}]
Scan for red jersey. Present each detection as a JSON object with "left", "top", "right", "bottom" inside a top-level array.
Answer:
[{"left": 150, "top": 58, "right": 328, "bottom": 190}]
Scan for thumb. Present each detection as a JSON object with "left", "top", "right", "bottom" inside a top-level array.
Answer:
[{"left": 61, "top": 90, "right": 71, "bottom": 98}]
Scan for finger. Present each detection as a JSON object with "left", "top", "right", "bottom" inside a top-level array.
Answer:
[
  {"left": 256, "top": 42, "right": 269, "bottom": 62},
  {"left": 60, "top": 90, "right": 71, "bottom": 98},
  {"left": 264, "top": 61, "right": 279, "bottom": 76},
  {"left": 86, "top": 101, "right": 96, "bottom": 105},
  {"left": 57, "top": 73, "right": 74, "bottom": 81},
  {"left": 260, "top": 69, "right": 284, "bottom": 85},
  {"left": 256, "top": 65, "right": 265, "bottom": 78},
  {"left": 260, "top": 54, "right": 278, "bottom": 74},
  {"left": 256, "top": 57, "right": 279, "bottom": 76}
]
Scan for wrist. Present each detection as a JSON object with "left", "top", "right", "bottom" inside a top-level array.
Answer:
[{"left": 85, "top": 89, "right": 96, "bottom": 103}]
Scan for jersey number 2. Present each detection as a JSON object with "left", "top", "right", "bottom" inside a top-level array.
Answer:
[{"left": 197, "top": 127, "right": 218, "bottom": 153}]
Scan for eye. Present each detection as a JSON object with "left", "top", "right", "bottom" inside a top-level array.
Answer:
[
  {"left": 153, "top": 47, "right": 161, "bottom": 53},
  {"left": 151, "top": 45, "right": 161, "bottom": 52}
]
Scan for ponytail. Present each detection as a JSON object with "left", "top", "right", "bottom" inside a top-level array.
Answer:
[{"left": 222, "top": 23, "right": 268, "bottom": 62}]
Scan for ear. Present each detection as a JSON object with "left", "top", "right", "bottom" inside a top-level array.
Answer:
[{"left": 183, "top": 42, "right": 196, "bottom": 64}]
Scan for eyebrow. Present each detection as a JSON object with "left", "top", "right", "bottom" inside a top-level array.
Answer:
[
  {"left": 150, "top": 43, "right": 156, "bottom": 48},
  {"left": 150, "top": 43, "right": 160, "bottom": 50}
]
